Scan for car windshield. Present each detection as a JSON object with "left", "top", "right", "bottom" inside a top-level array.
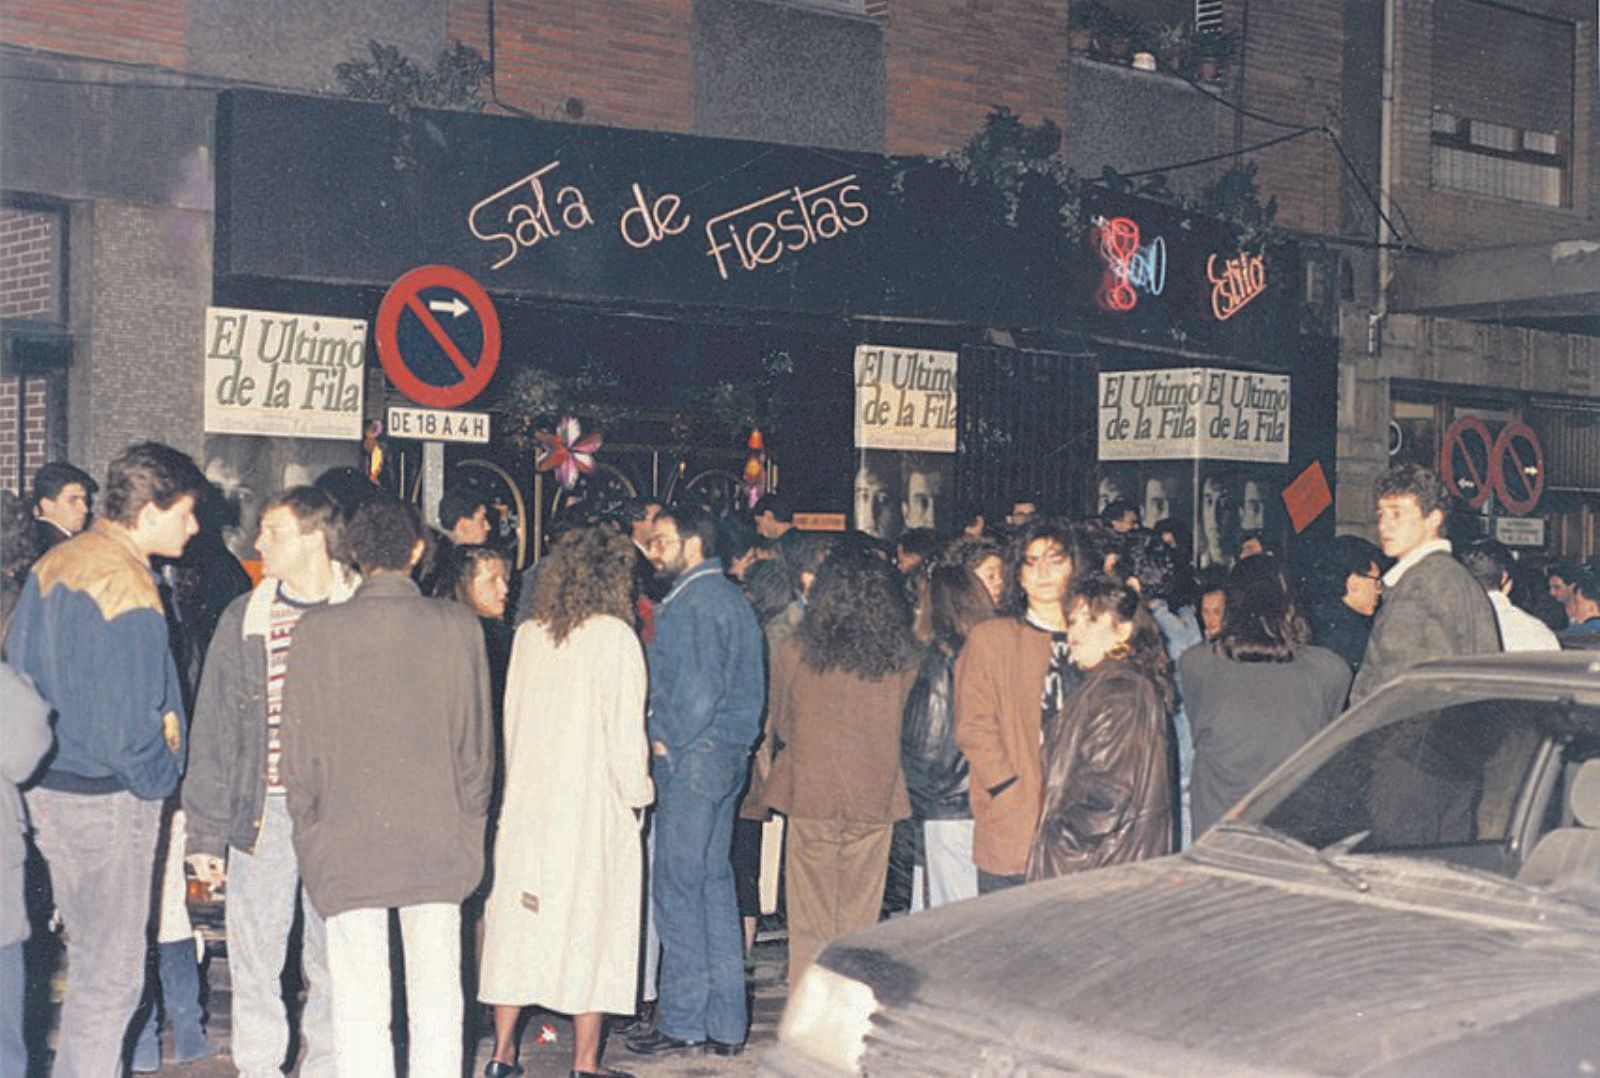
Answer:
[{"left": 1237, "top": 696, "right": 1600, "bottom": 880}]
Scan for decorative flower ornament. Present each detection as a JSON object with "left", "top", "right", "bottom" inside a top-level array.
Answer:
[{"left": 535, "top": 415, "right": 602, "bottom": 491}]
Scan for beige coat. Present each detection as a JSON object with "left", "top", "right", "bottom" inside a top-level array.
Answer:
[{"left": 479, "top": 615, "right": 654, "bottom": 1015}]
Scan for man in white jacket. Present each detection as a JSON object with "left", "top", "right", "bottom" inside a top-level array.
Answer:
[{"left": 1458, "top": 539, "right": 1560, "bottom": 653}]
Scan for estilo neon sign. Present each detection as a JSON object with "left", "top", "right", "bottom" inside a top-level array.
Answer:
[{"left": 1092, "top": 215, "right": 1167, "bottom": 312}]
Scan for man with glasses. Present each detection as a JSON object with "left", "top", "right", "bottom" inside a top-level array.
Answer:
[
  {"left": 629, "top": 505, "right": 764, "bottom": 1058},
  {"left": 1307, "top": 535, "right": 1386, "bottom": 680}
]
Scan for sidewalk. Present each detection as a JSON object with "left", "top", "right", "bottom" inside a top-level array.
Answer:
[{"left": 26, "top": 932, "right": 788, "bottom": 1077}]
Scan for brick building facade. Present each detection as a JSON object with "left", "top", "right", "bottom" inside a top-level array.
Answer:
[{"left": 2, "top": 0, "right": 1595, "bottom": 552}]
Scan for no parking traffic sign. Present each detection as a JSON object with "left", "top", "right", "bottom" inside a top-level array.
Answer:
[{"left": 376, "top": 265, "right": 500, "bottom": 409}]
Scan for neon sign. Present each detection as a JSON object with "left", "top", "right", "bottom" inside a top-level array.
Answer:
[
  {"left": 1207, "top": 250, "right": 1267, "bottom": 321},
  {"left": 1093, "top": 215, "right": 1166, "bottom": 312}
]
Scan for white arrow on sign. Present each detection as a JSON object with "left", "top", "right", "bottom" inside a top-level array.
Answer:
[{"left": 428, "top": 296, "right": 469, "bottom": 319}]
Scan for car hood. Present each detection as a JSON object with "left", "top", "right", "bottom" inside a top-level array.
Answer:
[{"left": 819, "top": 854, "right": 1600, "bottom": 1075}]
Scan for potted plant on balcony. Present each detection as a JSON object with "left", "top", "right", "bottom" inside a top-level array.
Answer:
[
  {"left": 1153, "top": 22, "right": 1191, "bottom": 74},
  {"left": 1069, "top": 0, "right": 1110, "bottom": 55},
  {"left": 1099, "top": 8, "right": 1138, "bottom": 63},
  {"left": 1191, "top": 26, "right": 1237, "bottom": 82}
]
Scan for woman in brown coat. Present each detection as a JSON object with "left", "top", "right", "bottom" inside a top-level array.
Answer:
[
  {"left": 763, "top": 538, "right": 919, "bottom": 983},
  {"left": 1027, "top": 576, "right": 1176, "bottom": 882}
]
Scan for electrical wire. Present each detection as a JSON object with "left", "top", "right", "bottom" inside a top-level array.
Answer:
[{"left": 1111, "top": 127, "right": 1319, "bottom": 179}]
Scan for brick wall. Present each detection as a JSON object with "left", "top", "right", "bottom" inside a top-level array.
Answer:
[
  {"left": 0, "top": 0, "right": 186, "bottom": 69},
  {"left": 0, "top": 208, "right": 59, "bottom": 321},
  {"left": 0, "top": 377, "right": 49, "bottom": 495},
  {"left": 884, "top": 1, "right": 1069, "bottom": 156},
  {"left": 446, "top": 0, "right": 692, "bottom": 132},
  {"left": 1229, "top": 0, "right": 1347, "bottom": 236}
]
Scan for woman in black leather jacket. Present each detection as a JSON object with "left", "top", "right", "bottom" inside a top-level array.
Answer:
[{"left": 901, "top": 563, "right": 995, "bottom": 909}]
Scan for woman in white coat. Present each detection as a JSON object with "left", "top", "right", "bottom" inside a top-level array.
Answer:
[{"left": 480, "top": 525, "right": 654, "bottom": 1078}]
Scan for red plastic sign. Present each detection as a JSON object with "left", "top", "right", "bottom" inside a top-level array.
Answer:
[
  {"left": 376, "top": 265, "right": 500, "bottom": 409},
  {"left": 1439, "top": 416, "right": 1494, "bottom": 509},
  {"left": 1488, "top": 421, "right": 1545, "bottom": 515}
]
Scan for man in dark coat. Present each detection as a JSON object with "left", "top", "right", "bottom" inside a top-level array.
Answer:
[
  {"left": 1352, "top": 465, "right": 1501, "bottom": 848},
  {"left": 30, "top": 460, "right": 97, "bottom": 554},
  {"left": 282, "top": 495, "right": 492, "bottom": 1077}
]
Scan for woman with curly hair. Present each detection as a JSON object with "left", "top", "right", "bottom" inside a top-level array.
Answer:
[
  {"left": 1027, "top": 576, "right": 1176, "bottom": 881},
  {"left": 1180, "top": 555, "right": 1350, "bottom": 838},
  {"left": 479, "top": 526, "right": 654, "bottom": 1078},
  {"left": 763, "top": 537, "right": 920, "bottom": 983}
]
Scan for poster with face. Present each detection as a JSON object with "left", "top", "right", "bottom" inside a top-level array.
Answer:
[
  {"left": 1196, "top": 465, "right": 1283, "bottom": 569},
  {"left": 204, "top": 434, "right": 359, "bottom": 563},
  {"left": 852, "top": 449, "right": 954, "bottom": 542}
]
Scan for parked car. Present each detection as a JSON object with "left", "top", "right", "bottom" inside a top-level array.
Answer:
[{"left": 765, "top": 653, "right": 1600, "bottom": 1076}]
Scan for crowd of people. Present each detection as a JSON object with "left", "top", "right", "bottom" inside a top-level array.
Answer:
[{"left": 2, "top": 443, "right": 1599, "bottom": 1078}]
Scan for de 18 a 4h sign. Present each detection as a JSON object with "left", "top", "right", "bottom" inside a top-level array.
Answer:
[{"left": 386, "top": 405, "right": 490, "bottom": 445}]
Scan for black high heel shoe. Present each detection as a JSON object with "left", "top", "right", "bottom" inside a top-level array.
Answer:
[{"left": 483, "top": 1061, "right": 524, "bottom": 1077}]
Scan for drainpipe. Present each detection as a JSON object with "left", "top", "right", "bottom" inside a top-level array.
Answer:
[{"left": 1371, "top": 0, "right": 1397, "bottom": 353}]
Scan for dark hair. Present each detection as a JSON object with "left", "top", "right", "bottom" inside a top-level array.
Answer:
[
  {"left": 752, "top": 494, "right": 792, "bottom": 523},
  {"left": 718, "top": 514, "right": 759, "bottom": 564},
  {"left": 1236, "top": 529, "right": 1276, "bottom": 557},
  {"left": 942, "top": 534, "right": 1004, "bottom": 575},
  {"left": 896, "top": 527, "right": 941, "bottom": 562},
  {"left": 1100, "top": 499, "right": 1138, "bottom": 525},
  {"left": 1458, "top": 538, "right": 1513, "bottom": 594},
  {"left": 101, "top": 442, "right": 205, "bottom": 526},
  {"left": 450, "top": 544, "right": 511, "bottom": 612},
  {"left": 1316, "top": 534, "right": 1384, "bottom": 600},
  {"left": 1122, "top": 530, "right": 1181, "bottom": 604},
  {"left": 313, "top": 466, "right": 379, "bottom": 519},
  {"left": 1152, "top": 516, "right": 1190, "bottom": 556},
  {"left": 528, "top": 525, "right": 637, "bottom": 644},
  {"left": 344, "top": 494, "right": 425, "bottom": 574},
  {"left": 1572, "top": 567, "right": 1600, "bottom": 605},
  {"left": 1216, "top": 555, "right": 1310, "bottom": 663},
  {"left": 741, "top": 557, "right": 794, "bottom": 627},
  {"left": 925, "top": 563, "right": 994, "bottom": 652},
  {"left": 1547, "top": 561, "right": 1579, "bottom": 586},
  {"left": 261, "top": 485, "right": 343, "bottom": 561},
  {"left": 1375, "top": 462, "right": 1453, "bottom": 519},
  {"left": 32, "top": 461, "right": 97, "bottom": 504},
  {"left": 1064, "top": 575, "right": 1175, "bottom": 713},
  {"left": 779, "top": 531, "right": 833, "bottom": 595},
  {"left": 799, "top": 538, "right": 918, "bottom": 679},
  {"left": 438, "top": 487, "right": 487, "bottom": 532},
  {"left": 999, "top": 516, "right": 1088, "bottom": 618},
  {"left": 657, "top": 503, "right": 720, "bottom": 562}
]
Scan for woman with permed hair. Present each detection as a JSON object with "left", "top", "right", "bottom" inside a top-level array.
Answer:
[
  {"left": 762, "top": 536, "right": 920, "bottom": 984},
  {"left": 1027, "top": 575, "right": 1177, "bottom": 881},
  {"left": 1180, "top": 555, "right": 1351, "bottom": 838},
  {"left": 479, "top": 525, "right": 654, "bottom": 1078}
]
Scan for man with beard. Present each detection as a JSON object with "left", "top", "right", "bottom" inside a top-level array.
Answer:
[{"left": 628, "top": 505, "right": 764, "bottom": 1058}]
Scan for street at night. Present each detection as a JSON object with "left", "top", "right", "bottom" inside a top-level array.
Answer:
[{"left": 2, "top": 1, "right": 1598, "bottom": 1076}]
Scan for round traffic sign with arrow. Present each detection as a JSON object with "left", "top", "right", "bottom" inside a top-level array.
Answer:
[
  {"left": 1440, "top": 416, "right": 1493, "bottom": 509},
  {"left": 1489, "top": 420, "right": 1545, "bottom": 515},
  {"left": 376, "top": 265, "right": 501, "bottom": 409}
]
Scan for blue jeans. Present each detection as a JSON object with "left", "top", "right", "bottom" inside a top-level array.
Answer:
[
  {"left": 651, "top": 742, "right": 747, "bottom": 1045},
  {"left": 227, "top": 796, "right": 334, "bottom": 1078},
  {"left": 1, "top": 941, "right": 23, "bottom": 1078},
  {"left": 26, "top": 788, "right": 161, "bottom": 1078}
]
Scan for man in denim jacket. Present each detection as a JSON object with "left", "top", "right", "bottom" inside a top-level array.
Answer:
[{"left": 628, "top": 504, "right": 764, "bottom": 1058}]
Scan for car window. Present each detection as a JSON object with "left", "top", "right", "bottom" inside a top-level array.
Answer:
[{"left": 1251, "top": 699, "right": 1586, "bottom": 874}]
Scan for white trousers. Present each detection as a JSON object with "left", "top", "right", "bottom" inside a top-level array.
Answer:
[
  {"left": 910, "top": 818, "right": 979, "bottom": 912},
  {"left": 323, "top": 903, "right": 462, "bottom": 1078}
]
